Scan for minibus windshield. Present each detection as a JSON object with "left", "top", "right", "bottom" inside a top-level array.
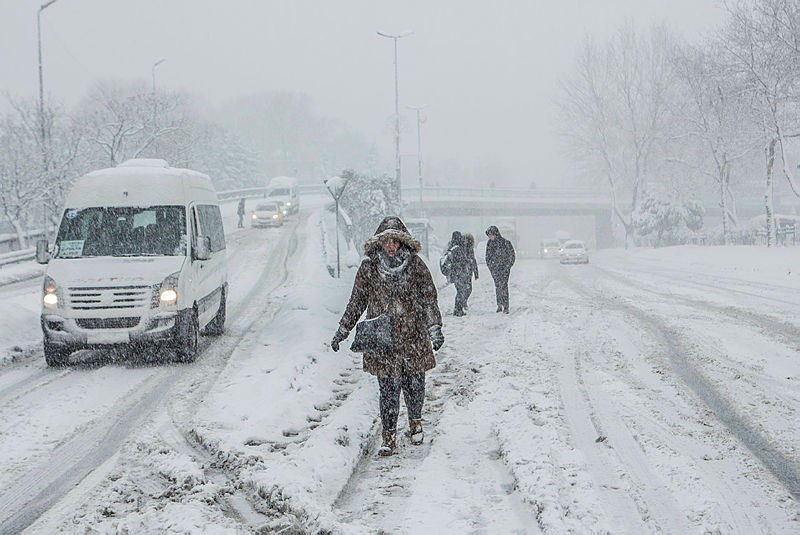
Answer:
[{"left": 54, "top": 206, "right": 186, "bottom": 258}]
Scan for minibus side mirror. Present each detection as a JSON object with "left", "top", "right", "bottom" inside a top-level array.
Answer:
[
  {"left": 194, "top": 235, "right": 211, "bottom": 261},
  {"left": 35, "top": 239, "right": 50, "bottom": 264}
]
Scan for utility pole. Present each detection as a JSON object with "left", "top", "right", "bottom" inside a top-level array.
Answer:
[
  {"left": 407, "top": 104, "right": 428, "bottom": 216},
  {"left": 377, "top": 30, "right": 413, "bottom": 212}
]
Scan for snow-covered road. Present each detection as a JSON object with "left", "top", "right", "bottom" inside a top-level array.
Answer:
[{"left": 1, "top": 207, "right": 799, "bottom": 533}]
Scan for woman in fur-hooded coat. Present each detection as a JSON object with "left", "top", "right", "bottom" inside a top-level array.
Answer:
[
  {"left": 330, "top": 216, "right": 443, "bottom": 455},
  {"left": 336, "top": 216, "right": 442, "bottom": 377}
]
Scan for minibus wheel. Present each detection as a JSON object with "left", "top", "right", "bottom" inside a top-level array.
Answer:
[
  {"left": 175, "top": 309, "right": 199, "bottom": 363},
  {"left": 204, "top": 289, "right": 226, "bottom": 336},
  {"left": 44, "top": 343, "right": 70, "bottom": 367}
]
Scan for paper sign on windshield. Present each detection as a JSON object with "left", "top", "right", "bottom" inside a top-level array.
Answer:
[{"left": 58, "top": 240, "right": 85, "bottom": 258}]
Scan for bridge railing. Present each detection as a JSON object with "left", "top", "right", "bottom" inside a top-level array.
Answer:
[{"left": 402, "top": 186, "right": 607, "bottom": 201}]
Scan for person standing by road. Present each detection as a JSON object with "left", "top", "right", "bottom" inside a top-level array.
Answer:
[
  {"left": 485, "top": 225, "right": 515, "bottom": 313},
  {"left": 330, "top": 216, "right": 444, "bottom": 456},
  {"left": 237, "top": 198, "right": 246, "bottom": 228}
]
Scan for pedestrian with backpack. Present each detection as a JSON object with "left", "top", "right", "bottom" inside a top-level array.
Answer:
[
  {"left": 444, "top": 231, "right": 472, "bottom": 316},
  {"left": 463, "top": 232, "right": 479, "bottom": 311}
]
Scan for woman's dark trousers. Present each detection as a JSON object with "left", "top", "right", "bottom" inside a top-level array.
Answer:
[{"left": 378, "top": 372, "right": 426, "bottom": 432}]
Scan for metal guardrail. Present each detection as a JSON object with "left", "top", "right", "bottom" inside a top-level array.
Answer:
[
  {"left": 217, "top": 183, "right": 326, "bottom": 201},
  {"left": 0, "top": 248, "right": 35, "bottom": 267}
]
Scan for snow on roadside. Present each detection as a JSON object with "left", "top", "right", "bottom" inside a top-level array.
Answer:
[
  {"left": 438, "top": 279, "right": 612, "bottom": 534},
  {"left": 0, "top": 261, "right": 44, "bottom": 287},
  {"left": 189, "top": 210, "right": 378, "bottom": 532}
]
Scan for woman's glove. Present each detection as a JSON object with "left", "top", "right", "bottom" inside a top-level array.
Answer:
[
  {"left": 429, "top": 325, "right": 444, "bottom": 351},
  {"left": 330, "top": 327, "right": 349, "bottom": 352}
]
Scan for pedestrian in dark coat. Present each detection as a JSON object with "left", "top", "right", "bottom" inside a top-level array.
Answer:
[
  {"left": 445, "top": 231, "right": 473, "bottom": 316},
  {"left": 485, "top": 225, "right": 515, "bottom": 313},
  {"left": 330, "top": 216, "right": 444, "bottom": 456},
  {"left": 237, "top": 198, "right": 246, "bottom": 228}
]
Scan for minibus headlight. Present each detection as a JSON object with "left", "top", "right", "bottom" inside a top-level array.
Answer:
[
  {"left": 43, "top": 275, "right": 58, "bottom": 308},
  {"left": 154, "top": 272, "right": 180, "bottom": 307},
  {"left": 159, "top": 288, "right": 178, "bottom": 305}
]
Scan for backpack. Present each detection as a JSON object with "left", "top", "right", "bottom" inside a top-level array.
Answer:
[{"left": 439, "top": 249, "right": 454, "bottom": 280}]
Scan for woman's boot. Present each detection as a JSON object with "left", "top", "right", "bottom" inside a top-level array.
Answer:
[
  {"left": 409, "top": 419, "right": 424, "bottom": 445},
  {"left": 378, "top": 431, "right": 396, "bottom": 456}
]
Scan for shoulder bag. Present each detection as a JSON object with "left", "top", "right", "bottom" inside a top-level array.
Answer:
[{"left": 350, "top": 282, "right": 395, "bottom": 354}]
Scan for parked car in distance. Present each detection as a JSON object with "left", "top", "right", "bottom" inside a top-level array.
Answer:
[
  {"left": 251, "top": 202, "right": 284, "bottom": 227},
  {"left": 539, "top": 238, "right": 561, "bottom": 259},
  {"left": 559, "top": 239, "right": 589, "bottom": 264}
]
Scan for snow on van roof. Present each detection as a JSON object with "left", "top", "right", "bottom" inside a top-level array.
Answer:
[
  {"left": 117, "top": 158, "right": 170, "bottom": 168},
  {"left": 67, "top": 161, "right": 217, "bottom": 208}
]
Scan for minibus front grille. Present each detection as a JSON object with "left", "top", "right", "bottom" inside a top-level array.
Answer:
[
  {"left": 76, "top": 317, "right": 140, "bottom": 329},
  {"left": 68, "top": 285, "right": 151, "bottom": 310}
]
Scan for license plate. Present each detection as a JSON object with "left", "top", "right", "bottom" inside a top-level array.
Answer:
[{"left": 86, "top": 332, "right": 130, "bottom": 344}]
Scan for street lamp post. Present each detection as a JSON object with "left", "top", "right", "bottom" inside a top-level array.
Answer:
[
  {"left": 152, "top": 58, "right": 166, "bottom": 93},
  {"left": 151, "top": 58, "right": 166, "bottom": 147},
  {"left": 37, "top": 0, "right": 58, "bottom": 147},
  {"left": 37, "top": 0, "right": 59, "bottom": 241},
  {"left": 377, "top": 30, "right": 413, "bottom": 211},
  {"left": 407, "top": 104, "right": 427, "bottom": 215}
]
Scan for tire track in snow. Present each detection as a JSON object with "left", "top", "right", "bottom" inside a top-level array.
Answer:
[
  {"left": 594, "top": 264, "right": 800, "bottom": 345},
  {"left": 557, "top": 268, "right": 800, "bottom": 502},
  {"left": 590, "top": 264, "right": 800, "bottom": 459},
  {"left": 0, "top": 220, "right": 298, "bottom": 533},
  {"left": 0, "top": 371, "right": 176, "bottom": 533},
  {"left": 332, "top": 280, "right": 537, "bottom": 533}
]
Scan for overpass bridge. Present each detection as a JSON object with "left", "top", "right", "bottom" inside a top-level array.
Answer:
[{"left": 401, "top": 186, "right": 614, "bottom": 248}]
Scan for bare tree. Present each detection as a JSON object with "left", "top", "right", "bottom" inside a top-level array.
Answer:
[
  {"left": 558, "top": 23, "right": 679, "bottom": 247},
  {"left": 720, "top": 0, "right": 800, "bottom": 246},
  {"left": 0, "top": 97, "right": 85, "bottom": 248},
  {"left": 672, "top": 43, "right": 758, "bottom": 244},
  {"left": 77, "top": 80, "right": 192, "bottom": 168}
]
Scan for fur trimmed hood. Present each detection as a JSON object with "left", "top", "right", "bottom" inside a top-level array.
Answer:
[{"left": 364, "top": 216, "right": 421, "bottom": 255}]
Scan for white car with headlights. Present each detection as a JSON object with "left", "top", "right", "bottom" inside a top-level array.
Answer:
[
  {"left": 538, "top": 238, "right": 561, "bottom": 259},
  {"left": 36, "top": 159, "right": 228, "bottom": 366},
  {"left": 251, "top": 202, "right": 284, "bottom": 227},
  {"left": 559, "top": 239, "right": 589, "bottom": 264}
]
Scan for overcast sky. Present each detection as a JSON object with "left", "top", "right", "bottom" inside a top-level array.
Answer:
[{"left": 1, "top": 1, "right": 726, "bottom": 186}]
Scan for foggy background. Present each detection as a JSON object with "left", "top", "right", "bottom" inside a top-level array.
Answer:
[{"left": 0, "top": 0, "right": 724, "bottom": 188}]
